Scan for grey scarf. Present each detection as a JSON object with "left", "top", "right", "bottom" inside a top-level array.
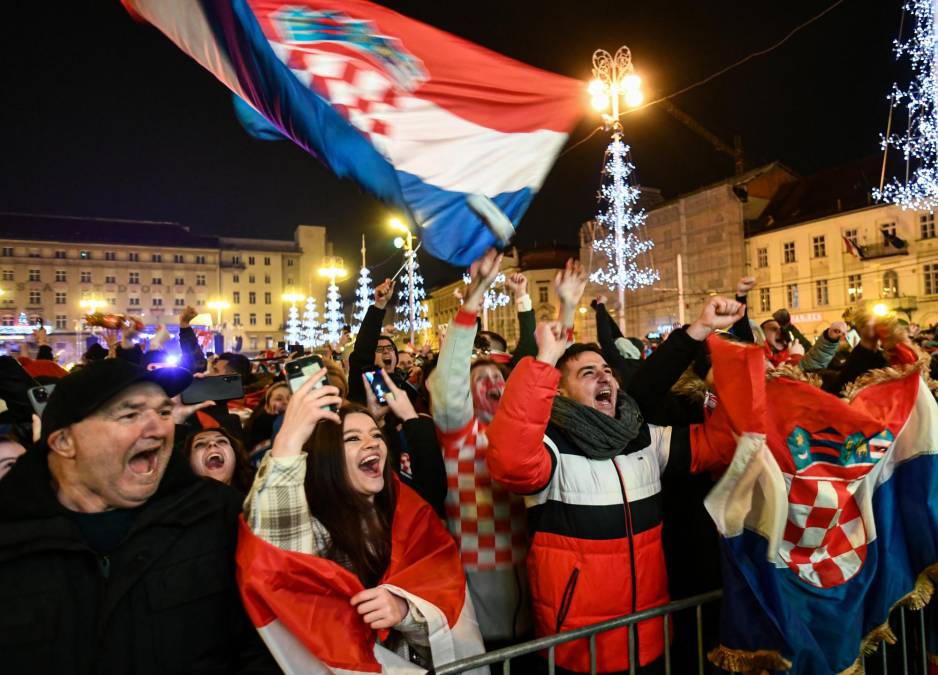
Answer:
[{"left": 550, "top": 392, "right": 643, "bottom": 460}]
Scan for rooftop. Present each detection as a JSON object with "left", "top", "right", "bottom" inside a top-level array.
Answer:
[{"left": 745, "top": 155, "right": 885, "bottom": 236}]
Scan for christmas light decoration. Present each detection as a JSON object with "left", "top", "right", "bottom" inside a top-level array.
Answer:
[
  {"left": 352, "top": 266, "right": 372, "bottom": 335},
  {"left": 323, "top": 280, "right": 344, "bottom": 345},
  {"left": 461, "top": 272, "right": 511, "bottom": 310},
  {"left": 285, "top": 305, "right": 302, "bottom": 346},
  {"left": 301, "top": 295, "right": 322, "bottom": 348},
  {"left": 874, "top": 0, "right": 938, "bottom": 209},
  {"left": 395, "top": 250, "right": 431, "bottom": 335},
  {"left": 589, "top": 138, "right": 659, "bottom": 292}
]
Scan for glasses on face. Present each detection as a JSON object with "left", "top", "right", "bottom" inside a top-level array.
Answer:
[{"left": 375, "top": 345, "right": 396, "bottom": 354}]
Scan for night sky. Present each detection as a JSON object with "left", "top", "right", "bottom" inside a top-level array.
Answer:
[{"left": 0, "top": 1, "right": 902, "bottom": 288}]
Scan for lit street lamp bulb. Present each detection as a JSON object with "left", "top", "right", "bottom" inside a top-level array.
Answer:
[
  {"left": 873, "top": 303, "right": 890, "bottom": 317},
  {"left": 624, "top": 89, "right": 644, "bottom": 108},
  {"left": 620, "top": 74, "right": 641, "bottom": 92},
  {"left": 591, "top": 94, "right": 609, "bottom": 111},
  {"left": 587, "top": 79, "right": 605, "bottom": 96},
  {"left": 393, "top": 236, "right": 405, "bottom": 249}
]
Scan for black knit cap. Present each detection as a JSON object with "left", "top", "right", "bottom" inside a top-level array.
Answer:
[{"left": 40, "top": 359, "right": 192, "bottom": 447}]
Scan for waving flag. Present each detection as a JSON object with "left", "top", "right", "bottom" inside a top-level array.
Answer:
[
  {"left": 123, "top": 0, "right": 584, "bottom": 265},
  {"left": 702, "top": 336, "right": 938, "bottom": 674},
  {"left": 237, "top": 480, "right": 486, "bottom": 674}
]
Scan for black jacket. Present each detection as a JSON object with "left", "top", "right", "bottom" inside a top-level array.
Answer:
[
  {"left": 390, "top": 416, "right": 447, "bottom": 518},
  {"left": 0, "top": 449, "right": 279, "bottom": 675}
]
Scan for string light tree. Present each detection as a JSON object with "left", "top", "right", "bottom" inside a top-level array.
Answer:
[
  {"left": 390, "top": 217, "right": 431, "bottom": 345},
  {"left": 873, "top": 1, "right": 938, "bottom": 210},
  {"left": 282, "top": 291, "right": 305, "bottom": 347},
  {"left": 352, "top": 234, "right": 373, "bottom": 335},
  {"left": 318, "top": 257, "right": 349, "bottom": 345},
  {"left": 461, "top": 271, "right": 511, "bottom": 331},
  {"left": 301, "top": 294, "right": 322, "bottom": 349},
  {"left": 587, "top": 47, "right": 659, "bottom": 332}
]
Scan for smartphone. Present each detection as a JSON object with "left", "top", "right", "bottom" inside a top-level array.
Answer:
[
  {"left": 286, "top": 354, "right": 337, "bottom": 412},
  {"left": 180, "top": 375, "right": 243, "bottom": 405},
  {"left": 28, "top": 383, "right": 56, "bottom": 416},
  {"left": 285, "top": 354, "right": 325, "bottom": 394},
  {"left": 364, "top": 368, "right": 389, "bottom": 405}
]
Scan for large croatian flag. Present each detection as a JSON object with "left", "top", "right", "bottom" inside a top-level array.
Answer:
[
  {"left": 123, "top": 0, "right": 584, "bottom": 265},
  {"left": 702, "top": 336, "right": 938, "bottom": 674},
  {"left": 237, "top": 480, "right": 487, "bottom": 674}
]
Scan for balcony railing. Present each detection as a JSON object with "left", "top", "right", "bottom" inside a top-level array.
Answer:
[{"left": 859, "top": 241, "right": 910, "bottom": 260}]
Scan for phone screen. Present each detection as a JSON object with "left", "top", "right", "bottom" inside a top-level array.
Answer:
[{"left": 364, "top": 369, "right": 388, "bottom": 405}]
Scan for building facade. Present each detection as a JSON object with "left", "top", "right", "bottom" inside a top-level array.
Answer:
[
  {"left": 745, "top": 203, "right": 937, "bottom": 336},
  {"left": 0, "top": 214, "right": 329, "bottom": 358}
]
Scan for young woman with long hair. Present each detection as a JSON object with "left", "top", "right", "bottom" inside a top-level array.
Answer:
[
  {"left": 241, "top": 370, "right": 485, "bottom": 671},
  {"left": 182, "top": 427, "right": 255, "bottom": 495}
]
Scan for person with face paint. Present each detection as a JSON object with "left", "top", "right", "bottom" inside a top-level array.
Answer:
[{"left": 427, "top": 248, "right": 532, "bottom": 648}]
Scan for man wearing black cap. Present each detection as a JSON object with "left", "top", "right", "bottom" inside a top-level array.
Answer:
[{"left": 0, "top": 359, "right": 277, "bottom": 674}]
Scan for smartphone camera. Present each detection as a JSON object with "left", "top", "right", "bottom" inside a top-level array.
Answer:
[{"left": 33, "top": 387, "right": 49, "bottom": 403}]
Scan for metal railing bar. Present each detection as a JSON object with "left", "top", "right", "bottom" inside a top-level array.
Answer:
[
  {"left": 548, "top": 645, "right": 555, "bottom": 675},
  {"left": 628, "top": 623, "right": 637, "bottom": 675},
  {"left": 434, "top": 590, "right": 722, "bottom": 674},
  {"left": 881, "top": 640, "right": 888, "bottom": 673},
  {"left": 919, "top": 608, "right": 927, "bottom": 675},
  {"left": 696, "top": 604, "right": 704, "bottom": 675},
  {"left": 589, "top": 634, "right": 597, "bottom": 675},
  {"left": 900, "top": 608, "right": 908, "bottom": 673},
  {"left": 663, "top": 613, "right": 671, "bottom": 675},
  {"left": 503, "top": 658, "right": 510, "bottom": 675}
]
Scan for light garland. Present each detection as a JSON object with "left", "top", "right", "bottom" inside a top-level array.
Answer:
[
  {"left": 352, "top": 265, "right": 372, "bottom": 335},
  {"left": 285, "top": 305, "right": 302, "bottom": 346},
  {"left": 301, "top": 295, "right": 322, "bottom": 348},
  {"left": 323, "top": 279, "right": 344, "bottom": 345},
  {"left": 873, "top": 0, "right": 938, "bottom": 209},
  {"left": 395, "top": 250, "right": 431, "bottom": 334},
  {"left": 589, "top": 139, "right": 659, "bottom": 291}
]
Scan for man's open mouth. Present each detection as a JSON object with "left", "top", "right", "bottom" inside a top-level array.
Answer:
[
  {"left": 128, "top": 447, "right": 160, "bottom": 475},
  {"left": 595, "top": 388, "right": 613, "bottom": 407},
  {"left": 486, "top": 389, "right": 502, "bottom": 403},
  {"left": 358, "top": 454, "right": 381, "bottom": 478}
]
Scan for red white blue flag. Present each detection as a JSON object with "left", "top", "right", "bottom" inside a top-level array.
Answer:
[
  {"left": 236, "top": 480, "right": 487, "bottom": 673},
  {"left": 702, "top": 336, "right": 938, "bottom": 673},
  {"left": 123, "top": 0, "right": 583, "bottom": 265}
]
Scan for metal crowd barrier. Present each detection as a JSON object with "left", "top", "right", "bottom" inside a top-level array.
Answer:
[{"left": 433, "top": 590, "right": 933, "bottom": 675}]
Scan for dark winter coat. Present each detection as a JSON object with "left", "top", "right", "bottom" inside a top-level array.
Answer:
[{"left": 0, "top": 448, "right": 279, "bottom": 675}]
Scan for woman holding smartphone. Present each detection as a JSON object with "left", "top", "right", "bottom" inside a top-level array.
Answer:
[{"left": 240, "top": 370, "right": 485, "bottom": 673}]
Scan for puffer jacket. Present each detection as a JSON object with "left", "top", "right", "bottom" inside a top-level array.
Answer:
[{"left": 486, "top": 357, "right": 733, "bottom": 673}]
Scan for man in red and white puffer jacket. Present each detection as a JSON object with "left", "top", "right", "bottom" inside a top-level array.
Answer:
[{"left": 486, "top": 297, "right": 746, "bottom": 674}]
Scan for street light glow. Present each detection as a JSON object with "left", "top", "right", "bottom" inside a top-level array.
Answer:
[
  {"left": 393, "top": 236, "right": 405, "bottom": 249},
  {"left": 624, "top": 89, "right": 644, "bottom": 107},
  {"left": 79, "top": 297, "right": 106, "bottom": 312},
  {"left": 588, "top": 79, "right": 605, "bottom": 96},
  {"left": 318, "top": 265, "right": 348, "bottom": 280},
  {"left": 389, "top": 217, "right": 410, "bottom": 234},
  {"left": 620, "top": 73, "right": 641, "bottom": 92},
  {"left": 207, "top": 300, "right": 230, "bottom": 311},
  {"left": 873, "top": 303, "right": 890, "bottom": 317},
  {"left": 591, "top": 94, "right": 609, "bottom": 111},
  {"left": 282, "top": 292, "right": 305, "bottom": 304}
]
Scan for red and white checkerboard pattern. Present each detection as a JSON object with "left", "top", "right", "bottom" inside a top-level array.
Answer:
[
  {"left": 778, "top": 471, "right": 870, "bottom": 588},
  {"left": 442, "top": 418, "right": 528, "bottom": 571},
  {"left": 280, "top": 46, "right": 399, "bottom": 152}
]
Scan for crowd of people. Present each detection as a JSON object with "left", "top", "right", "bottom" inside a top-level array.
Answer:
[{"left": 0, "top": 246, "right": 931, "bottom": 674}]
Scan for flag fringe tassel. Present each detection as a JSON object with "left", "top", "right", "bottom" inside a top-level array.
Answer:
[
  {"left": 838, "top": 563, "right": 938, "bottom": 675},
  {"left": 706, "top": 645, "right": 791, "bottom": 673}
]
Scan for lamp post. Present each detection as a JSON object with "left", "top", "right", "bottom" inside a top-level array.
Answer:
[
  {"left": 390, "top": 217, "right": 418, "bottom": 345},
  {"left": 588, "top": 47, "right": 657, "bottom": 333},
  {"left": 317, "top": 258, "right": 348, "bottom": 344}
]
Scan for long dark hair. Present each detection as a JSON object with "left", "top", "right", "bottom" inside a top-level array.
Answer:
[
  {"left": 182, "top": 426, "right": 255, "bottom": 495},
  {"left": 303, "top": 403, "right": 396, "bottom": 587}
]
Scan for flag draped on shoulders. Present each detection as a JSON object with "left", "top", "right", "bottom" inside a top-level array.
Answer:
[
  {"left": 121, "top": 0, "right": 583, "bottom": 265},
  {"left": 236, "top": 480, "right": 486, "bottom": 674},
  {"left": 702, "top": 335, "right": 938, "bottom": 674}
]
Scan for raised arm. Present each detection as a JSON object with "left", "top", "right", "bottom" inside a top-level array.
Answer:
[
  {"left": 555, "top": 258, "right": 587, "bottom": 334},
  {"left": 427, "top": 249, "right": 502, "bottom": 433},
  {"left": 348, "top": 279, "right": 394, "bottom": 404},
  {"left": 730, "top": 276, "right": 756, "bottom": 343},
  {"left": 486, "top": 322, "right": 567, "bottom": 494},
  {"left": 799, "top": 321, "right": 846, "bottom": 372},
  {"left": 506, "top": 272, "right": 537, "bottom": 366},
  {"left": 177, "top": 305, "right": 208, "bottom": 373}
]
